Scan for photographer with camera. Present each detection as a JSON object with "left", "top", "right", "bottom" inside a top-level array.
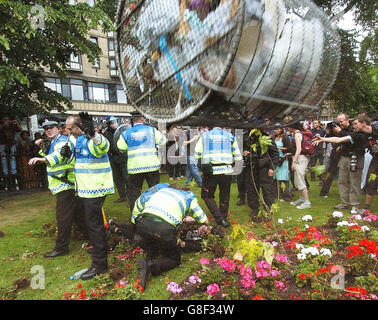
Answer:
[{"left": 313, "top": 113, "right": 370, "bottom": 214}]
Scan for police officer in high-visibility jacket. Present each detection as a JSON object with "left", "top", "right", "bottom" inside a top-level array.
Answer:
[
  {"left": 28, "top": 116, "right": 87, "bottom": 258},
  {"left": 64, "top": 112, "right": 114, "bottom": 280},
  {"left": 132, "top": 183, "right": 208, "bottom": 290},
  {"left": 116, "top": 112, "right": 167, "bottom": 212},
  {"left": 195, "top": 127, "right": 242, "bottom": 228}
]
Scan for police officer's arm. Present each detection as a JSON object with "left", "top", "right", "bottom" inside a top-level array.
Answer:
[
  {"left": 187, "top": 197, "right": 208, "bottom": 224},
  {"left": 131, "top": 195, "right": 146, "bottom": 224},
  {"left": 231, "top": 135, "right": 242, "bottom": 161},
  {"left": 29, "top": 140, "right": 67, "bottom": 167},
  {"left": 194, "top": 136, "right": 203, "bottom": 159},
  {"left": 87, "top": 133, "right": 110, "bottom": 158},
  {"left": 154, "top": 128, "right": 167, "bottom": 146},
  {"left": 116, "top": 132, "right": 128, "bottom": 153}
]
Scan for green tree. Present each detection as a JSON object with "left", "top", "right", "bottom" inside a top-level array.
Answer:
[{"left": 0, "top": 0, "right": 114, "bottom": 118}]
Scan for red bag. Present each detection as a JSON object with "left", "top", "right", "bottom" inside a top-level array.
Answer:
[{"left": 301, "top": 130, "right": 315, "bottom": 156}]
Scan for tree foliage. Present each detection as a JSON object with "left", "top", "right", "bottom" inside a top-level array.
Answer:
[{"left": 0, "top": 0, "right": 114, "bottom": 118}]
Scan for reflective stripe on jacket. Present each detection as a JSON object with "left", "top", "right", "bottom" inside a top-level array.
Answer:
[
  {"left": 74, "top": 134, "right": 114, "bottom": 198},
  {"left": 132, "top": 187, "right": 207, "bottom": 227},
  {"left": 195, "top": 128, "right": 242, "bottom": 175},
  {"left": 117, "top": 124, "right": 166, "bottom": 174},
  {"left": 40, "top": 134, "right": 75, "bottom": 195}
]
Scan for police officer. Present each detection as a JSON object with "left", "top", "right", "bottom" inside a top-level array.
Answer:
[
  {"left": 116, "top": 112, "right": 167, "bottom": 212},
  {"left": 246, "top": 128, "right": 280, "bottom": 222},
  {"left": 195, "top": 126, "right": 242, "bottom": 228},
  {"left": 28, "top": 116, "right": 87, "bottom": 258},
  {"left": 64, "top": 112, "right": 114, "bottom": 280},
  {"left": 132, "top": 183, "right": 208, "bottom": 290},
  {"left": 103, "top": 115, "right": 129, "bottom": 203}
]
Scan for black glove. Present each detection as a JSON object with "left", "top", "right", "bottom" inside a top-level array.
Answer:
[
  {"left": 60, "top": 145, "right": 72, "bottom": 159},
  {"left": 79, "top": 111, "right": 95, "bottom": 138}
]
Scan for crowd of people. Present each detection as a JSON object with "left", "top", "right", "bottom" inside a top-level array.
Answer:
[{"left": 1, "top": 110, "right": 376, "bottom": 288}]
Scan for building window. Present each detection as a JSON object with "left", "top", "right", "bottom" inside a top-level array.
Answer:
[
  {"left": 108, "top": 39, "right": 115, "bottom": 57},
  {"left": 116, "top": 84, "right": 127, "bottom": 104},
  {"left": 89, "top": 37, "right": 100, "bottom": 68},
  {"left": 44, "top": 78, "right": 62, "bottom": 94},
  {"left": 71, "top": 79, "right": 84, "bottom": 101},
  {"left": 109, "top": 58, "right": 118, "bottom": 77},
  {"left": 67, "top": 53, "right": 83, "bottom": 71},
  {"left": 87, "top": 82, "right": 108, "bottom": 103}
]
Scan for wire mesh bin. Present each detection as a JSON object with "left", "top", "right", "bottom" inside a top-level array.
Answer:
[{"left": 115, "top": 0, "right": 341, "bottom": 127}]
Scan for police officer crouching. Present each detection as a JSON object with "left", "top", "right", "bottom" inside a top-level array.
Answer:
[
  {"left": 132, "top": 183, "right": 208, "bottom": 290},
  {"left": 63, "top": 112, "right": 115, "bottom": 280}
]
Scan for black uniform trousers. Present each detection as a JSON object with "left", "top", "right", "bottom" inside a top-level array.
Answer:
[
  {"left": 201, "top": 174, "right": 232, "bottom": 223},
  {"left": 245, "top": 165, "right": 274, "bottom": 213},
  {"left": 320, "top": 149, "right": 341, "bottom": 197},
  {"left": 127, "top": 170, "right": 160, "bottom": 212},
  {"left": 109, "top": 154, "right": 129, "bottom": 200},
  {"left": 236, "top": 166, "right": 248, "bottom": 201},
  {"left": 55, "top": 189, "right": 87, "bottom": 252},
  {"left": 135, "top": 215, "right": 181, "bottom": 276},
  {"left": 82, "top": 196, "right": 108, "bottom": 270}
]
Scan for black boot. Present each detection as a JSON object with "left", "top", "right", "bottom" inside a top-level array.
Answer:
[
  {"left": 136, "top": 258, "right": 151, "bottom": 290},
  {"left": 250, "top": 210, "right": 262, "bottom": 223}
]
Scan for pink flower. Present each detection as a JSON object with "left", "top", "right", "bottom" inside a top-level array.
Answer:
[
  {"left": 270, "top": 269, "right": 280, "bottom": 277},
  {"left": 274, "top": 281, "right": 286, "bottom": 291},
  {"left": 188, "top": 275, "right": 201, "bottom": 285},
  {"left": 256, "top": 260, "right": 271, "bottom": 270},
  {"left": 207, "top": 283, "right": 220, "bottom": 297},
  {"left": 200, "top": 258, "right": 210, "bottom": 265},
  {"left": 167, "top": 282, "right": 183, "bottom": 294},
  {"left": 274, "top": 254, "right": 289, "bottom": 264},
  {"left": 214, "top": 257, "right": 236, "bottom": 272}
]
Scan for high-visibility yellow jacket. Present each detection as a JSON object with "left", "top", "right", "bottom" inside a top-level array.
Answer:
[
  {"left": 132, "top": 184, "right": 207, "bottom": 227},
  {"left": 73, "top": 134, "right": 114, "bottom": 198},
  {"left": 195, "top": 127, "right": 242, "bottom": 174},
  {"left": 116, "top": 124, "right": 166, "bottom": 174},
  {"left": 39, "top": 134, "right": 75, "bottom": 195}
]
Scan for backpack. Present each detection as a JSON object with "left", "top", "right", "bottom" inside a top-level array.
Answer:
[{"left": 301, "top": 130, "right": 315, "bottom": 156}]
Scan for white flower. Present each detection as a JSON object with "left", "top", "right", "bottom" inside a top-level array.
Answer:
[
  {"left": 348, "top": 222, "right": 359, "bottom": 227},
  {"left": 277, "top": 219, "right": 284, "bottom": 224},
  {"left": 332, "top": 211, "right": 344, "bottom": 218},
  {"left": 361, "top": 226, "right": 370, "bottom": 232},
  {"left": 354, "top": 215, "right": 362, "bottom": 220},
  {"left": 370, "top": 254, "right": 376, "bottom": 260},
  {"left": 305, "top": 224, "right": 309, "bottom": 229},
  {"left": 295, "top": 243, "right": 304, "bottom": 250},
  {"left": 302, "top": 215, "right": 313, "bottom": 222},
  {"left": 337, "top": 221, "right": 349, "bottom": 227},
  {"left": 297, "top": 252, "right": 306, "bottom": 260},
  {"left": 320, "top": 248, "right": 332, "bottom": 257}
]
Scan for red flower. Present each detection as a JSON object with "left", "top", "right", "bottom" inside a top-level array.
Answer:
[
  {"left": 346, "top": 245, "right": 363, "bottom": 259},
  {"left": 358, "top": 239, "right": 377, "bottom": 255},
  {"left": 349, "top": 225, "right": 361, "bottom": 232},
  {"left": 77, "top": 283, "right": 82, "bottom": 289},
  {"left": 80, "top": 289, "right": 86, "bottom": 300},
  {"left": 299, "top": 274, "right": 307, "bottom": 280},
  {"left": 252, "top": 294, "right": 264, "bottom": 300}
]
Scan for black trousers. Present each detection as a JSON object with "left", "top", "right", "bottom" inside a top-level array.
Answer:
[
  {"left": 55, "top": 189, "right": 87, "bottom": 251},
  {"left": 236, "top": 166, "right": 248, "bottom": 200},
  {"left": 320, "top": 149, "right": 341, "bottom": 196},
  {"left": 82, "top": 196, "right": 108, "bottom": 270},
  {"left": 246, "top": 166, "right": 274, "bottom": 213},
  {"left": 135, "top": 215, "right": 181, "bottom": 276},
  {"left": 109, "top": 155, "right": 129, "bottom": 200},
  {"left": 127, "top": 171, "right": 160, "bottom": 212},
  {"left": 201, "top": 174, "right": 232, "bottom": 223}
]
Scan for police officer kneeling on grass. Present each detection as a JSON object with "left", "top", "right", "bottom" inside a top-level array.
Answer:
[{"left": 132, "top": 183, "right": 208, "bottom": 290}]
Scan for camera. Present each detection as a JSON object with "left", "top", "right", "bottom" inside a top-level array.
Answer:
[
  {"left": 326, "top": 121, "right": 338, "bottom": 130},
  {"left": 350, "top": 153, "right": 357, "bottom": 172}
]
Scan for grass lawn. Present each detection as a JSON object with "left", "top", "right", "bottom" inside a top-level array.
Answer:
[{"left": 0, "top": 173, "right": 376, "bottom": 300}]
